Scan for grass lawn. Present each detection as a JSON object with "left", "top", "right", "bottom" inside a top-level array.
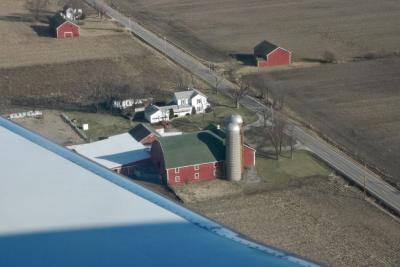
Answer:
[
  {"left": 66, "top": 111, "right": 136, "bottom": 141},
  {"left": 171, "top": 88, "right": 257, "bottom": 132},
  {"left": 255, "top": 151, "right": 331, "bottom": 191}
]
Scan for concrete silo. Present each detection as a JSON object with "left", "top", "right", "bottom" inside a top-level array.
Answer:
[
  {"left": 225, "top": 114, "right": 243, "bottom": 127},
  {"left": 225, "top": 116, "right": 243, "bottom": 181}
]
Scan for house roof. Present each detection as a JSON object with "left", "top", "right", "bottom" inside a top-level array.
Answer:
[
  {"left": 129, "top": 123, "right": 158, "bottom": 142},
  {"left": 157, "top": 130, "right": 226, "bottom": 169},
  {"left": 0, "top": 116, "right": 316, "bottom": 267},
  {"left": 174, "top": 90, "right": 194, "bottom": 100},
  {"left": 68, "top": 133, "right": 149, "bottom": 169},
  {"left": 173, "top": 89, "right": 206, "bottom": 100},
  {"left": 145, "top": 104, "right": 161, "bottom": 116},
  {"left": 254, "top": 40, "right": 279, "bottom": 56}
]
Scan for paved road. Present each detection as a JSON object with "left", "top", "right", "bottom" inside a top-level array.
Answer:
[{"left": 85, "top": 0, "right": 400, "bottom": 215}]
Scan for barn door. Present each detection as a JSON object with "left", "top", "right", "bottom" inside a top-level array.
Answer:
[{"left": 64, "top": 32, "right": 73, "bottom": 38}]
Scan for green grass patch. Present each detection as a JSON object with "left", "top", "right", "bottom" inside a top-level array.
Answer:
[
  {"left": 66, "top": 111, "right": 136, "bottom": 141},
  {"left": 171, "top": 88, "right": 257, "bottom": 132},
  {"left": 255, "top": 151, "right": 331, "bottom": 190}
]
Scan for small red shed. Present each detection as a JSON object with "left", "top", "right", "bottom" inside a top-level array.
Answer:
[
  {"left": 49, "top": 13, "right": 80, "bottom": 39},
  {"left": 254, "top": 40, "right": 291, "bottom": 67}
]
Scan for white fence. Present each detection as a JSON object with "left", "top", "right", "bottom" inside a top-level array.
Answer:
[{"left": 8, "top": 110, "right": 43, "bottom": 120}]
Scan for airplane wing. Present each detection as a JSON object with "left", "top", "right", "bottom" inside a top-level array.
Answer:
[{"left": 0, "top": 117, "right": 319, "bottom": 267}]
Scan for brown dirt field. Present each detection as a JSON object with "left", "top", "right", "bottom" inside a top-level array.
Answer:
[
  {"left": 12, "top": 110, "right": 85, "bottom": 146},
  {"left": 244, "top": 56, "right": 400, "bottom": 188},
  {"left": 187, "top": 177, "right": 400, "bottom": 266},
  {"left": 0, "top": 0, "right": 206, "bottom": 113},
  {"left": 110, "top": 0, "right": 400, "bottom": 62},
  {"left": 0, "top": 0, "right": 138, "bottom": 68}
]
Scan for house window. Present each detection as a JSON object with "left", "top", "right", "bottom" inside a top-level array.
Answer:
[
  {"left": 194, "top": 173, "right": 199, "bottom": 179},
  {"left": 194, "top": 165, "right": 199, "bottom": 170},
  {"left": 175, "top": 167, "right": 180, "bottom": 173},
  {"left": 197, "top": 106, "right": 201, "bottom": 112},
  {"left": 197, "top": 99, "right": 201, "bottom": 104},
  {"left": 175, "top": 176, "right": 181, "bottom": 183}
]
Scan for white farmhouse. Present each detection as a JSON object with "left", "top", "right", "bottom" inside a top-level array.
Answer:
[
  {"left": 145, "top": 89, "right": 210, "bottom": 124},
  {"left": 173, "top": 89, "right": 209, "bottom": 114}
]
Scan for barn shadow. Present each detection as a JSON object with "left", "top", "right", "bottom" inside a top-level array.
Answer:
[
  {"left": 300, "top": 57, "right": 327, "bottom": 64},
  {"left": 31, "top": 25, "right": 53, "bottom": 37},
  {"left": 229, "top": 53, "right": 257, "bottom": 66},
  {"left": 197, "top": 131, "right": 225, "bottom": 161}
]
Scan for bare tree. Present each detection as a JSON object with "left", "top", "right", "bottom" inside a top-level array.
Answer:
[
  {"left": 58, "top": 0, "right": 83, "bottom": 8},
  {"left": 214, "top": 75, "right": 222, "bottom": 95},
  {"left": 142, "top": 78, "right": 161, "bottom": 98},
  {"left": 262, "top": 108, "right": 272, "bottom": 127},
  {"left": 57, "top": 0, "right": 87, "bottom": 18},
  {"left": 175, "top": 72, "right": 190, "bottom": 91},
  {"left": 265, "top": 117, "right": 287, "bottom": 160},
  {"left": 233, "top": 78, "right": 249, "bottom": 109},
  {"left": 272, "top": 90, "right": 285, "bottom": 111},
  {"left": 25, "top": 0, "right": 49, "bottom": 21},
  {"left": 277, "top": 118, "right": 287, "bottom": 154},
  {"left": 287, "top": 124, "right": 295, "bottom": 160}
]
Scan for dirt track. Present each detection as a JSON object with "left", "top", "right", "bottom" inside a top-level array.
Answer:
[{"left": 13, "top": 110, "right": 84, "bottom": 146}]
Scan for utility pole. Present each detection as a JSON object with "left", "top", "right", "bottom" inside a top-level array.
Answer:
[{"left": 363, "top": 163, "right": 367, "bottom": 200}]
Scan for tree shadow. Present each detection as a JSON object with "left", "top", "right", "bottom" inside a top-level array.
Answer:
[
  {"left": 0, "top": 15, "right": 34, "bottom": 23},
  {"left": 300, "top": 57, "right": 327, "bottom": 64},
  {"left": 0, "top": 11, "right": 53, "bottom": 24},
  {"left": 31, "top": 25, "right": 52, "bottom": 37}
]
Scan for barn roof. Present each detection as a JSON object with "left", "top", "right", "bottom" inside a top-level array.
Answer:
[
  {"left": 129, "top": 123, "right": 158, "bottom": 142},
  {"left": 68, "top": 133, "right": 149, "bottom": 169},
  {"left": 254, "top": 40, "right": 278, "bottom": 55},
  {"left": 48, "top": 13, "right": 77, "bottom": 29},
  {"left": 157, "top": 130, "right": 226, "bottom": 168}
]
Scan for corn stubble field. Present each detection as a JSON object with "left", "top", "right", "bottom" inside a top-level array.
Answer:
[
  {"left": 245, "top": 56, "right": 400, "bottom": 188},
  {"left": 109, "top": 0, "right": 400, "bottom": 62}
]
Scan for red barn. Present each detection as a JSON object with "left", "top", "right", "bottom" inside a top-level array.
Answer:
[
  {"left": 49, "top": 13, "right": 80, "bottom": 39},
  {"left": 254, "top": 40, "right": 291, "bottom": 67},
  {"left": 150, "top": 129, "right": 255, "bottom": 186}
]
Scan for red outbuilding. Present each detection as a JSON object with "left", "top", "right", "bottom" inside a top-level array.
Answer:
[
  {"left": 129, "top": 123, "right": 159, "bottom": 146},
  {"left": 150, "top": 128, "right": 256, "bottom": 186},
  {"left": 254, "top": 40, "right": 291, "bottom": 67},
  {"left": 49, "top": 13, "right": 80, "bottom": 39}
]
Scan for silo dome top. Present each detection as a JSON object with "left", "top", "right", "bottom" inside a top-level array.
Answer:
[
  {"left": 227, "top": 122, "right": 241, "bottom": 133},
  {"left": 225, "top": 114, "right": 243, "bottom": 126}
]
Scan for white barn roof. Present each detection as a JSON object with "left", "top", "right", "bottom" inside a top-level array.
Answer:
[
  {"left": 68, "top": 133, "right": 149, "bottom": 169},
  {"left": 0, "top": 117, "right": 319, "bottom": 267}
]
